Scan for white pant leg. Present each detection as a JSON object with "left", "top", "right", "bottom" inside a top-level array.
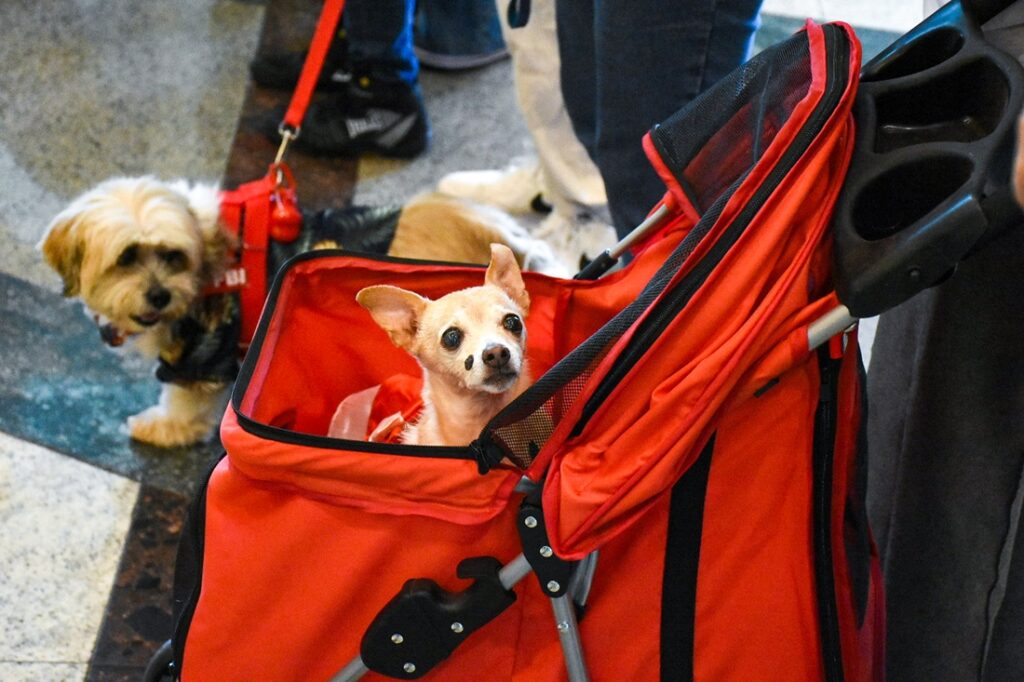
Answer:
[{"left": 497, "top": 0, "right": 607, "bottom": 217}]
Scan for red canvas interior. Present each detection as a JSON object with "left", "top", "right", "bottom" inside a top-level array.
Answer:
[{"left": 236, "top": 231, "right": 687, "bottom": 440}]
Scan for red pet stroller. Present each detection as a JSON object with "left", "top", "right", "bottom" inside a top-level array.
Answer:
[{"left": 144, "top": 2, "right": 1024, "bottom": 679}]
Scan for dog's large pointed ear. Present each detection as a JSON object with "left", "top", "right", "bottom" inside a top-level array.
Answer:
[
  {"left": 356, "top": 285, "right": 429, "bottom": 350},
  {"left": 485, "top": 243, "right": 530, "bottom": 312},
  {"left": 39, "top": 211, "right": 85, "bottom": 297}
]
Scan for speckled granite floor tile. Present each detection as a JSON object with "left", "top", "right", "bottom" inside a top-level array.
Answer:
[
  {"left": 0, "top": 432, "right": 138, "bottom": 667},
  {"left": 0, "top": 0, "right": 264, "bottom": 293},
  {"left": 0, "top": 663, "right": 86, "bottom": 682}
]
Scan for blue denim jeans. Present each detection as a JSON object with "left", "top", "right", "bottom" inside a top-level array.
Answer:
[
  {"left": 414, "top": 0, "right": 506, "bottom": 59},
  {"left": 556, "top": 0, "right": 763, "bottom": 236},
  {"left": 344, "top": 0, "right": 419, "bottom": 84}
]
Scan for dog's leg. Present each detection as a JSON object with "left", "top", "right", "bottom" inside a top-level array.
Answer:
[{"left": 127, "top": 381, "right": 228, "bottom": 447}]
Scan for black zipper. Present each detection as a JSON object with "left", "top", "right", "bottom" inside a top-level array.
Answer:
[
  {"left": 574, "top": 25, "right": 850, "bottom": 435},
  {"left": 232, "top": 409, "right": 477, "bottom": 459},
  {"left": 814, "top": 349, "right": 844, "bottom": 682},
  {"left": 171, "top": 453, "right": 225, "bottom": 679},
  {"left": 815, "top": 31, "right": 848, "bottom": 682}
]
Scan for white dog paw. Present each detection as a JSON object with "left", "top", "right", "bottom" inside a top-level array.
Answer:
[{"left": 127, "top": 410, "right": 211, "bottom": 448}]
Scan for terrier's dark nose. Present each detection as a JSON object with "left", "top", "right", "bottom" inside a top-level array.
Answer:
[
  {"left": 482, "top": 344, "right": 510, "bottom": 368},
  {"left": 146, "top": 287, "right": 171, "bottom": 309}
]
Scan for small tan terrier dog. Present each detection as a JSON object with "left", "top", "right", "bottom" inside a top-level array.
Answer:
[
  {"left": 40, "top": 178, "right": 235, "bottom": 447},
  {"left": 357, "top": 244, "right": 532, "bottom": 446}
]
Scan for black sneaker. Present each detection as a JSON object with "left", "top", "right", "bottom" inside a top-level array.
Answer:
[
  {"left": 249, "top": 32, "right": 350, "bottom": 91},
  {"left": 290, "top": 74, "right": 430, "bottom": 159}
]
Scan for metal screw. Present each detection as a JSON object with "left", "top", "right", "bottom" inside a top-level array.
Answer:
[
  {"left": 524, "top": 515, "right": 538, "bottom": 528},
  {"left": 557, "top": 621, "right": 570, "bottom": 633},
  {"left": 451, "top": 622, "right": 464, "bottom": 633},
  {"left": 547, "top": 580, "right": 561, "bottom": 592},
  {"left": 404, "top": 662, "right": 417, "bottom": 674},
  {"left": 539, "top": 545, "right": 553, "bottom": 558},
  {"left": 391, "top": 633, "right": 404, "bottom": 644}
]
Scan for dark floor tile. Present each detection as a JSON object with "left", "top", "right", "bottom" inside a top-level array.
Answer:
[{"left": 86, "top": 486, "right": 190, "bottom": 682}]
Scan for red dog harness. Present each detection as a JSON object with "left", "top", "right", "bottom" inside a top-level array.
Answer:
[{"left": 206, "top": 164, "right": 301, "bottom": 351}]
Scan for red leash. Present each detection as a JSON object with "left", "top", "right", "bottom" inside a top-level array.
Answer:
[{"left": 212, "top": 0, "right": 347, "bottom": 349}]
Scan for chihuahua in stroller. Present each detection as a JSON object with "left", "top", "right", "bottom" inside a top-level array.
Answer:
[{"left": 356, "top": 244, "right": 532, "bottom": 446}]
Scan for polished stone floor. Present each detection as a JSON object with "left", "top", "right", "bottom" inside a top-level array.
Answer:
[{"left": 0, "top": 0, "right": 912, "bottom": 679}]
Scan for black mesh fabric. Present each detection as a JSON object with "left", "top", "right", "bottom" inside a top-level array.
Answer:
[
  {"left": 651, "top": 32, "right": 812, "bottom": 215},
  {"left": 482, "top": 30, "right": 816, "bottom": 470}
]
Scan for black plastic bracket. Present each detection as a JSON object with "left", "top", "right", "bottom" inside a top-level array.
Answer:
[
  {"left": 517, "top": 495, "right": 574, "bottom": 599},
  {"left": 359, "top": 557, "right": 517, "bottom": 679}
]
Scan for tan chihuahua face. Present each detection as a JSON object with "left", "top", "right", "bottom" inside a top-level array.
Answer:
[
  {"left": 39, "top": 177, "right": 219, "bottom": 336},
  {"left": 358, "top": 244, "right": 531, "bottom": 395}
]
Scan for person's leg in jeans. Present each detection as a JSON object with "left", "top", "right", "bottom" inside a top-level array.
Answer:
[
  {"left": 413, "top": 0, "right": 509, "bottom": 70},
  {"left": 344, "top": 0, "right": 418, "bottom": 84},
  {"left": 557, "top": 0, "right": 762, "bottom": 236}
]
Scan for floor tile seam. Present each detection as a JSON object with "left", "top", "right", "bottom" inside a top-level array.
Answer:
[{"left": 0, "top": 428, "right": 144, "bottom": 486}]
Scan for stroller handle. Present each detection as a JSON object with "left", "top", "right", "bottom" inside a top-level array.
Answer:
[{"left": 832, "top": 0, "right": 1024, "bottom": 317}]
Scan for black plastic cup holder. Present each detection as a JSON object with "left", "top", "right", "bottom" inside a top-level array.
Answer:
[
  {"left": 852, "top": 155, "right": 975, "bottom": 240},
  {"left": 832, "top": 0, "right": 1024, "bottom": 317},
  {"left": 874, "top": 59, "right": 1009, "bottom": 152}
]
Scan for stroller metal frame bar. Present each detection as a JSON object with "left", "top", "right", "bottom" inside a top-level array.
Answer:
[
  {"left": 575, "top": 204, "right": 672, "bottom": 280},
  {"left": 611, "top": 204, "right": 672, "bottom": 259},
  {"left": 807, "top": 305, "right": 856, "bottom": 351},
  {"left": 551, "top": 594, "right": 590, "bottom": 682},
  {"left": 331, "top": 657, "right": 370, "bottom": 682}
]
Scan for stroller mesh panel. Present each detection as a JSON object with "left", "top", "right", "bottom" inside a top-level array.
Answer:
[
  {"left": 653, "top": 33, "right": 812, "bottom": 214},
  {"left": 487, "top": 192, "right": 732, "bottom": 469},
  {"left": 484, "top": 32, "right": 815, "bottom": 470}
]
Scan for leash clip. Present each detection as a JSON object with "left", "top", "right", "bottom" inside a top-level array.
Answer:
[{"left": 274, "top": 124, "right": 300, "bottom": 171}]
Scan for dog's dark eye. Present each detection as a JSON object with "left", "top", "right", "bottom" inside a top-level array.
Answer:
[
  {"left": 158, "top": 249, "right": 188, "bottom": 269},
  {"left": 503, "top": 314, "right": 523, "bottom": 335},
  {"left": 116, "top": 245, "right": 138, "bottom": 267},
  {"left": 441, "top": 327, "right": 463, "bottom": 350}
]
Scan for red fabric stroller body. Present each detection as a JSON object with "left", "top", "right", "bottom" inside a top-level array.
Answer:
[{"left": 169, "top": 22, "right": 884, "bottom": 681}]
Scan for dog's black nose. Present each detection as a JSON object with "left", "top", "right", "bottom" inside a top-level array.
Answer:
[
  {"left": 146, "top": 287, "right": 171, "bottom": 309},
  {"left": 482, "top": 343, "right": 510, "bottom": 368}
]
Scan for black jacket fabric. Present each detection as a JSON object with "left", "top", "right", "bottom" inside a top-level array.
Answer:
[{"left": 867, "top": 222, "right": 1024, "bottom": 682}]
